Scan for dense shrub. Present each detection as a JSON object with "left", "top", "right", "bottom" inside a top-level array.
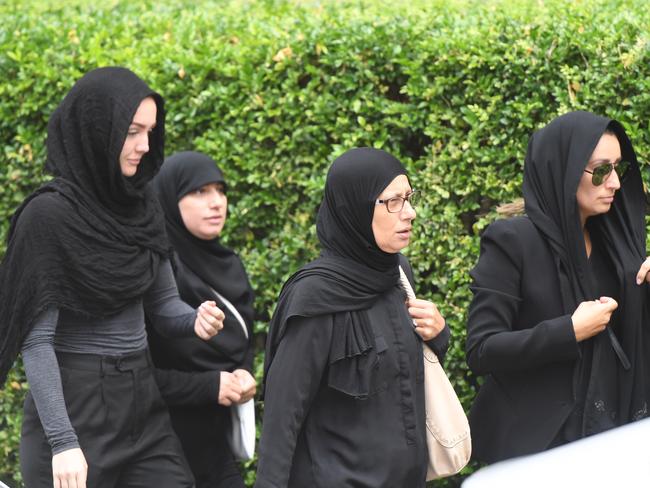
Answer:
[{"left": 1, "top": 0, "right": 649, "bottom": 485}]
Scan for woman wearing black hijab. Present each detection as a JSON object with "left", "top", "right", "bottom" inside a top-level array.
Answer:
[
  {"left": 466, "top": 111, "right": 650, "bottom": 463},
  {"left": 255, "top": 148, "right": 450, "bottom": 487},
  {"left": 0, "top": 67, "right": 224, "bottom": 487},
  {"left": 149, "top": 151, "right": 256, "bottom": 488}
]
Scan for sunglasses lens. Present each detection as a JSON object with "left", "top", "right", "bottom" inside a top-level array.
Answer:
[
  {"left": 592, "top": 165, "right": 610, "bottom": 186},
  {"left": 615, "top": 160, "right": 630, "bottom": 181}
]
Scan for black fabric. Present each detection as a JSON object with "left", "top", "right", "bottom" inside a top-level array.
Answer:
[
  {"left": 523, "top": 110, "right": 649, "bottom": 435},
  {"left": 467, "top": 217, "right": 580, "bottom": 462},
  {"left": 263, "top": 147, "right": 407, "bottom": 384},
  {"left": 20, "top": 350, "right": 194, "bottom": 487},
  {"left": 153, "top": 151, "right": 254, "bottom": 343},
  {"left": 0, "top": 67, "right": 169, "bottom": 385},
  {"left": 149, "top": 151, "right": 253, "bottom": 487},
  {"left": 256, "top": 289, "right": 431, "bottom": 488}
]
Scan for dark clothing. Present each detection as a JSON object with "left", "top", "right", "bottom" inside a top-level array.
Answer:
[
  {"left": 0, "top": 67, "right": 168, "bottom": 386},
  {"left": 150, "top": 152, "right": 256, "bottom": 487},
  {"left": 20, "top": 350, "right": 194, "bottom": 488},
  {"left": 149, "top": 262, "right": 250, "bottom": 488},
  {"left": 256, "top": 284, "right": 449, "bottom": 488},
  {"left": 21, "top": 259, "right": 195, "bottom": 455},
  {"left": 258, "top": 148, "right": 438, "bottom": 486},
  {"left": 467, "top": 216, "right": 579, "bottom": 462}
]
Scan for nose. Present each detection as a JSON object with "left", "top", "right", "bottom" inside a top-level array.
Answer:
[
  {"left": 606, "top": 167, "right": 621, "bottom": 190},
  {"left": 208, "top": 191, "right": 225, "bottom": 208},
  {"left": 401, "top": 199, "right": 416, "bottom": 220},
  {"left": 135, "top": 133, "right": 149, "bottom": 154}
]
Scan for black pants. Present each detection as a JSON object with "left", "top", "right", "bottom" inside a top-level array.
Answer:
[
  {"left": 20, "top": 350, "right": 194, "bottom": 488},
  {"left": 169, "top": 405, "right": 245, "bottom": 488}
]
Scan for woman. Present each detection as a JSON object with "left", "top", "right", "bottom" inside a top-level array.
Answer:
[
  {"left": 466, "top": 111, "right": 650, "bottom": 463},
  {"left": 255, "top": 147, "right": 450, "bottom": 487},
  {"left": 149, "top": 151, "right": 257, "bottom": 488},
  {"left": 0, "top": 67, "right": 224, "bottom": 487}
]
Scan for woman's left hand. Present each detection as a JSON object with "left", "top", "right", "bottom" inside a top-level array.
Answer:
[
  {"left": 233, "top": 369, "right": 257, "bottom": 403},
  {"left": 636, "top": 257, "right": 650, "bottom": 285},
  {"left": 407, "top": 298, "right": 445, "bottom": 341}
]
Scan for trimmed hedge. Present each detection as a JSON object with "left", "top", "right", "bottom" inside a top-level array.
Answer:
[{"left": 1, "top": 0, "right": 650, "bottom": 486}]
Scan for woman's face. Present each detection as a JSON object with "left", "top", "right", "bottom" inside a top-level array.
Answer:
[
  {"left": 119, "top": 97, "right": 157, "bottom": 177},
  {"left": 576, "top": 133, "right": 622, "bottom": 225},
  {"left": 178, "top": 183, "right": 228, "bottom": 240},
  {"left": 372, "top": 174, "right": 416, "bottom": 253}
]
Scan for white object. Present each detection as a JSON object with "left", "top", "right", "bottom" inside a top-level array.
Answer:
[
  {"left": 462, "top": 418, "right": 650, "bottom": 488},
  {"left": 398, "top": 266, "right": 471, "bottom": 480},
  {"left": 211, "top": 288, "right": 256, "bottom": 461}
]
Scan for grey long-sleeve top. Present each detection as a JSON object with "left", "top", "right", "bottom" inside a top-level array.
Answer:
[{"left": 21, "top": 259, "right": 196, "bottom": 455}]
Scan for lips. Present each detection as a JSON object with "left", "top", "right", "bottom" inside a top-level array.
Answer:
[
  {"left": 397, "top": 227, "right": 412, "bottom": 239},
  {"left": 205, "top": 216, "right": 223, "bottom": 224}
]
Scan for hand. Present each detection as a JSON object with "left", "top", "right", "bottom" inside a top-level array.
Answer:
[
  {"left": 219, "top": 372, "right": 243, "bottom": 406},
  {"left": 52, "top": 447, "right": 87, "bottom": 488},
  {"left": 233, "top": 369, "right": 257, "bottom": 403},
  {"left": 407, "top": 298, "right": 445, "bottom": 341},
  {"left": 571, "top": 297, "right": 618, "bottom": 342},
  {"left": 194, "top": 301, "right": 225, "bottom": 340},
  {"left": 636, "top": 257, "right": 650, "bottom": 285}
]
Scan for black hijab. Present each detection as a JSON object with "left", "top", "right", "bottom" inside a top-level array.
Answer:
[
  {"left": 0, "top": 67, "right": 168, "bottom": 384},
  {"left": 523, "top": 110, "right": 649, "bottom": 433},
  {"left": 151, "top": 151, "right": 254, "bottom": 369},
  {"left": 263, "top": 147, "right": 408, "bottom": 391}
]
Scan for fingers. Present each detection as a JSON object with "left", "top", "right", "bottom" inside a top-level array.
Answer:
[
  {"left": 195, "top": 302, "right": 225, "bottom": 340},
  {"left": 52, "top": 449, "right": 87, "bottom": 488},
  {"left": 636, "top": 258, "right": 650, "bottom": 285},
  {"left": 219, "top": 372, "right": 243, "bottom": 406}
]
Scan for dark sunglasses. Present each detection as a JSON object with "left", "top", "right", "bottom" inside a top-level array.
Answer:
[{"left": 583, "top": 160, "right": 630, "bottom": 186}]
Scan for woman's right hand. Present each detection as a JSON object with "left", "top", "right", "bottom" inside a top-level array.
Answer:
[
  {"left": 52, "top": 447, "right": 87, "bottom": 488},
  {"left": 218, "top": 371, "right": 243, "bottom": 406},
  {"left": 571, "top": 297, "right": 618, "bottom": 342}
]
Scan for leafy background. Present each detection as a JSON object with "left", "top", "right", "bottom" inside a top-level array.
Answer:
[{"left": 1, "top": 0, "right": 649, "bottom": 485}]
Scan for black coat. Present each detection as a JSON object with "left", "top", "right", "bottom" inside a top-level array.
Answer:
[{"left": 466, "top": 216, "right": 581, "bottom": 463}]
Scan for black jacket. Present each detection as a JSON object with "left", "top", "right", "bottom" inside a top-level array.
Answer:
[{"left": 466, "top": 216, "right": 580, "bottom": 462}]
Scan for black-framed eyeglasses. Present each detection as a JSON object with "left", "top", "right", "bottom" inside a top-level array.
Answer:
[
  {"left": 375, "top": 190, "right": 419, "bottom": 213},
  {"left": 584, "top": 160, "right": 630, "bottom": 186}
]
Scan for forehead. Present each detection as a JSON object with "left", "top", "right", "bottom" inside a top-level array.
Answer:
[
  {"left": 589, "top": 133, "right": 621, "bottom": 163},
  {"left": 378, "top": 174, "right": 411, "bottom": 196}
]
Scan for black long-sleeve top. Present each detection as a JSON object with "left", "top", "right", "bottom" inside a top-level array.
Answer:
[{"left": 255, "top": 284, "right": 450, "bottom": 488}]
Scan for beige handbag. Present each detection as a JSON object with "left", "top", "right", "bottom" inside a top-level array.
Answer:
[{"left": 399, "top": 266, "right": 471, "bottom": 480}]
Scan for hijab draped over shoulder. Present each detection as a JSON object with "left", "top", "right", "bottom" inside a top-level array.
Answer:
[
  {"left": 153, "top": 151, "right": 255, "bottom": 367},
  {"left": 263, "top": 147, "right": 407, "bottom": 395},
  {"left": 523, "top": 110, "right": 650, "bottom": 432},
  {"left": 0, "top": 67, "right": 168, "bottom": 384}
]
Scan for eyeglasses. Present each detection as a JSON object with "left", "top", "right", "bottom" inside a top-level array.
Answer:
[
  {"left": 583, "top": 160, "right": 630, "bottom": 186},
  {"left": 375, "top": 190, "right": 419, "bottom": 213}
]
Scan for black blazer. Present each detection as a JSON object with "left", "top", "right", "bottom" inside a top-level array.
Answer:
[{"left": 466, "top": 216, "right": 580, "bottom": 463}]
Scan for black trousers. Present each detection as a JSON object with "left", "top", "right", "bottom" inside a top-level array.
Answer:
[
  {"left": 20, "top": 350, "right": 194, "bottom": 488},
  {"left": 169, "top": 405, "right": 245, "bottom": 488}
]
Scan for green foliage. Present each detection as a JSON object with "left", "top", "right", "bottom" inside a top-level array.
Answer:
[{"left": 1, "top": 0, "right": 650, "bottom": 486}]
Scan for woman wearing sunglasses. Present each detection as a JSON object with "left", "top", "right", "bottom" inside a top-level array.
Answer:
[{"left": 466, "top": 111, "right": 650, "bottom": 463}]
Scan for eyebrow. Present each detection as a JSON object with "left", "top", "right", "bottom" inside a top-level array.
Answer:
[
  {"left": 379, "top": 189, "right": 413, "bottom": 199},
  {"left": 588, "top": 157, "right": 622, "bottom": 166},
  {"left": 129, "top": 122, "right": 157, "bottom": 129}
]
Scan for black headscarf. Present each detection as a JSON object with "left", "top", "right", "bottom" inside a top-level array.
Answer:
[
  {"left": 0, "top": 67, "right": 168, "bottom": 384},
  {"left": 263, "top": 147, "right": 408, "bottom": 392},
  {"left": 151, "top": 151, "right": 254, "bottom": 369},
  {"left": 523, "top": 110, "right": 650, "bottom": 433}
]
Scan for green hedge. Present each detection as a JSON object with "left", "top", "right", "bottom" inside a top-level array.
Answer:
[{"left": 1, "top": 0, "right": 649, "bottom": 485}]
